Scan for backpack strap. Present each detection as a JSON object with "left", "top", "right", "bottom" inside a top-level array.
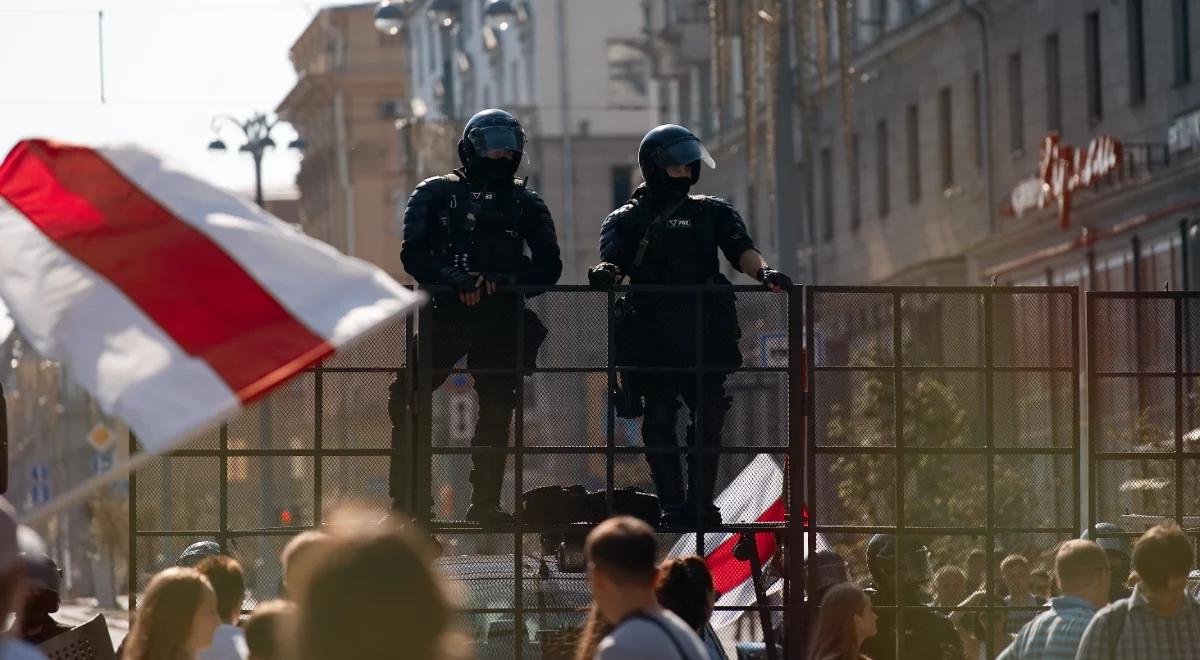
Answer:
[
  {"left": 631, "top": 199, "right": 686, "bottom": 270},
  {"left": 618, "top": 612, "right": 691, "bottom": 660},
  {"left": 1105, "top": 599, "right": 1130, "bottom": 660}
]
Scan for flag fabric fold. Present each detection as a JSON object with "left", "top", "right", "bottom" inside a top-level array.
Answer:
[
  {"left": 665, "top": 454, "right": 821, "bottom": 629},
  {"left": 0, "top": 138, "right": 419, "bottom": 452}
]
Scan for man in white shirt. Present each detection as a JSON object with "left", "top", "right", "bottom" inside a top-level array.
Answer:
[
  {"left": 195, "top": 555, "right": 248, "bottom": 660},
  {"left": 586, "top": 516, "right": 709, "bottom": 660}
]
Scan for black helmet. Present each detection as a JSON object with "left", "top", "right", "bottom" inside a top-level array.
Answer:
[
  {"left": 866, "top": 533, "right": 932, "bottom": 588},
  {"left": 21, "top": 552, "right": 62, "bottom": 594},
  {"left": 458, "top": 108, "right": 526, "bottom": 180},
  {"left": 637, "top": 124, "right": 715, "bottom": 188},
  {"left": 1081, "top": 522, "right": 1132, "bottom": 558},
  {"left": 177, "top": 540, "right": 222, "bottom": 567}
]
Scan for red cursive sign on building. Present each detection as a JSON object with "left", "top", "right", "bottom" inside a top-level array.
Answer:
[{"left": 1038, "top": 132, "right": 1123, "bottom": 229}]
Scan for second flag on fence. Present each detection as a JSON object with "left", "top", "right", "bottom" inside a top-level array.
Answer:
[
  {"left": 0, "top": 138, "right": 420, "bottom": 452},
  {"left": 666, "top": 454, "right": 821, "bottom": 629}
]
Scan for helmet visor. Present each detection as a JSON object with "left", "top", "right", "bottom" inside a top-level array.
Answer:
[
  {"left": 655, "top": 136, "right": 716, "bottom": 169},
  {"left": 467, "top": 124, "right": 525, "bottom": 156}
]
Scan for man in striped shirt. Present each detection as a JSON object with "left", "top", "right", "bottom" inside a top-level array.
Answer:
[
  {"left": 1075, "top": 522, "right": 1200, "bottom": 659},
  {"left": 998, "top": 540, "right": 1110, "bottom": 660}
]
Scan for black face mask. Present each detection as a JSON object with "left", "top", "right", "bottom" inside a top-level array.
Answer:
[
  {"left": 656, "top": 176, "right": 691, "bottom": 202},
  {"left": 473, "top": 156, "right": 519, "bottom": 183}
]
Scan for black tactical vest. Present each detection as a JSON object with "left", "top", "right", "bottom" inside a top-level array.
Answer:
[{"left": 433, "top": 171, "right": 527, "bottom": 276}]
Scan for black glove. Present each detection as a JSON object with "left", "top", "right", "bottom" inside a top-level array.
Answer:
[
  {"left": 482, "top": 272, "right": 517, "bottom": 286},
  {"left": 756, "top": 267, "right": 794, "bottom": 291},
  {"left": 439, "top": 267, "right": 479, "bottom": 294},
  {"left": 588, "top": 262, "right": 622, "bottom": 290}
]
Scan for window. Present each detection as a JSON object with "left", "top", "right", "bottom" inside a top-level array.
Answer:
[
  {"left": 1175, "top": 0, "right": 1192, "bottom": 85},
  {"left": 611, "top": 166, "right": 633, "bottom": 209},
  {"left": 972, "top": 70, "right": 983, "bottom": 169},
  {"left": 850, "top": 132, "right": 862, "bottom": 231},
  {"left": 1127, "top": 0, "right": 1146, "bottom": 104},
  {"left": 1008, "top": 51, "right": 1024, "bottom": 151},
  {"left": 939, "top": 87, "right": 953, "bottom": 188},
  {"left": 608, "top": 41, "right": 648, "bottom": 102},
  {"left": 1085, "top": 11, "right": 1103, "bottom": 121},
  {"left": 1045, "top": 33, "right": 1062, "bottom": 132},
  {"left": 877, "top": 118, "right": 890, "bottom": 217},
  {"left": 821, "top": 147, "right": 834, "bottom": 242},
  {"left": 906, "top": 103, "right": 920, "bottom": 203},
  {"left": 873, "top": 0, "right": 888, "bottom": 36}
]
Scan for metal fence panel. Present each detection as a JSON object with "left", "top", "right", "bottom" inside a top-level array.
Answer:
[{"left": 806, "top": 286, "right": 1080, "bottom": 660}]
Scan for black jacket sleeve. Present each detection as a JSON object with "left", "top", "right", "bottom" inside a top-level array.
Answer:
[
  {"left": 707, "top": 197, "right": 758, "bottom": 267},
  {"left": 517, "top": 189, "right": 563, "bottom": 286},
  {"left": 599, "top": 203, "right": 639, "bottom": 270},
  {"left": 399, "top": 177, "right": 447, "bottom": 285}
]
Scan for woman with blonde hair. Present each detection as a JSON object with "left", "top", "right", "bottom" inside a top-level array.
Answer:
[
  {"left": 123, "top": 567, "right": 221, "bottom": 660},
  {"left": 806, "top": 582, "right": 877, "bottom": 660}
]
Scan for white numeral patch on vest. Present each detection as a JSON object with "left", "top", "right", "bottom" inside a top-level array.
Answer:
[{"left": 666, "top": 218, "right": 691, "bottom": 228}]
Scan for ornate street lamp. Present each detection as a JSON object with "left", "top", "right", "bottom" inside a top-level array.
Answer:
[
  {"left": 483, "top": 0, "right": 517, "bottom": 31},
  {"left": 374, "top": 0, "right": 409, "bottom": 36}
]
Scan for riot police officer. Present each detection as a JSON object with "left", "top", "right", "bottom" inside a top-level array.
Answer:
[
  {"left": 390, "top": 109, "right": 562, "bottom": 524},
  {"left": 860, "top": 534, "right": 965, "bottom": 660},
  {"left": 587, "top": 124, "right": 793, "bottom": 527}
]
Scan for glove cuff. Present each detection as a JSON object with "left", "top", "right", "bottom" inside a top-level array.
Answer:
[{"left": 755, "top": 267, "right": 769, "bottom": 283}]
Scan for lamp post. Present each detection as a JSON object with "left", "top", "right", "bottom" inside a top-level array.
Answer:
[
  {"left": 206, "top": 113, "right": 302, "bottom": 586},
  {"left": 207, "top": 113, "right": 304, "bottom": 208},
  {"left": 426, "top": 0, "right": 461, "bottom": 119}
]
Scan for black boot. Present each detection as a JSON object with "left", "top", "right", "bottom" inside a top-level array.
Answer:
[
  {"left": 683, "top": 393, "right": 730, "bottom": 527},
  {"left": 466, "top": 395, "right": 515, "bottom": 525},
  {"left": 643, "top": 398, "right": 685, "bottom": 528},
  {"left": 387, "top": 371, "right": 427, "bottom": 516},
  {"left": 466, "top": 460, "right": 513, "bottom": 525}
]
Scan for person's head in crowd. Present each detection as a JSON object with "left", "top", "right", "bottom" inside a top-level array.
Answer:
[
  {"left": 1053, "top": 539, "right": 1110, "bottom": 609},
  {"left": 296, "top": 517, "right": 452, "bottom": 660},
  {"left": 280, "top": 530, "right": 329, "bottom": 602},
  {"left": 967, "top": 549, "right": 986, "bottom": 585},
  {"left": 124, "top": 567, "right": 221, "bottom": 660},
  {"left": 20, "top": 551, "right": 62, "bottom": 617},
  {"left": 1029, "top": 569, "right": 1053, "bottom": 599},
  {"left": 585, "top": 516, "right": 660, "bottom": 624},
  {"left": 933, "top": 565, "right": 968, "bottom": 608},
  {"left": 865, "top": 533, "right": 932, "bottom": 604},
  {"left": 177, "top": 541, "right": 223, "bottom": 568},
  {"left": 19, "top": 551, "right": 71, "bottom": 644},
  {"left": 805, "top": 582, "right": 877, "bottom": 660},
  {"left": 655, "top": 555, "right": 716, "bottom": 634},
  {"left": 244, "top": 600, "right": 295, "bottom": 660},
  {"left": 572, "top": 605, "right": 615, "bottom": 660},
  {"left": 1081, "top": 522, "right": 1132, "bottom": 602},
  {"left": 1131, "top": 522, "right": 1194, "bottom": 612},
  {"left": 195, "top": 555, "right": 244, "bottom": 625},
  {"left": 1000, "top": 554, "right": 1032, "bottom": 597},
  {"left": 0, "top": 497, "right": 30, "bottom": 624},
  {"left": 808, "top": 549, "right": 850, "bottom": 606}
]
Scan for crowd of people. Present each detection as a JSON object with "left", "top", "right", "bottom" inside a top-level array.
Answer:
[
  {"left": 2, "top": 486, "right": 1197, "bottom": 660},
  {"left": 802, "top": 523, "right": 1200, "bottom": 660}
]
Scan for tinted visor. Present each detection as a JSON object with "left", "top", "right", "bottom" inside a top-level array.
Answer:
[
  {"left": 467, "top": 124, "right": 525, "bottom": 155},
  {"left": 654, "top": 136, "right": 716, "bottom": 169}
]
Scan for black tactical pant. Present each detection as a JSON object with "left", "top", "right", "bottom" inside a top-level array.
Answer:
[
  {"left": 387, "top": 295, "right": 544, "bottom": 515},
  {"left": 640, "top": 373, "right": 732, "bottom": 517}
]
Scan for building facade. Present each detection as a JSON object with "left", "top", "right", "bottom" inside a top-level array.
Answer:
[
  {"left": 645, "top": 0, "right": 1200, "bottom": 290},
  {"left": 277, "top": 2, "right": 410, "bottom": 279},
  {"left": 393, "top": 0, "right": 656, "bottom": 282}
]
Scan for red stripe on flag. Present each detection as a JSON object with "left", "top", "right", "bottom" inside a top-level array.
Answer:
[
  {"left": 706, "top": 498, "right": 787, "bottom": 595},
  {"left": 0, "top": 140, "right": 332, "bottom": 402}
]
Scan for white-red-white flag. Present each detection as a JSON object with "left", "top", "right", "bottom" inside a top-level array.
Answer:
[
  {"left": 0, "top": 139, "right": 419, "bottom": 452},
  {"left": 0, "top": 296, "right": 11, "bottom": 346},
  {"left": 666, "top": 454, "right": 826, "bottom": 629}
]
